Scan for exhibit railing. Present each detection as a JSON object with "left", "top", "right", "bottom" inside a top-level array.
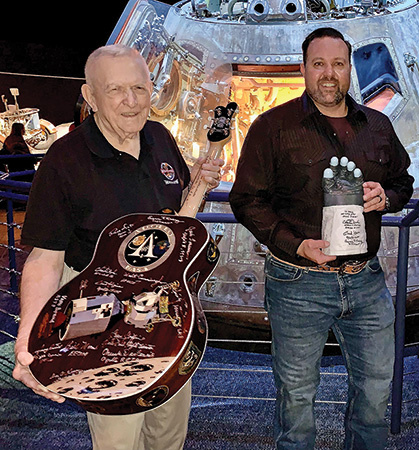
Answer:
[{"left": 0, "top": 154, "right": 418, "bottom": 434}]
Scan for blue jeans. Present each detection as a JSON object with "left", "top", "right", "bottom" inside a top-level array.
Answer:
[{"left": 264, "top": 255, "right": 395, "bottom": 450}]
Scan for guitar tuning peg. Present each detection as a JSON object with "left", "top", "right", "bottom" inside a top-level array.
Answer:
[
  {"left": 208, "top": 109, "right": 214, "bottom": 113},
  {"left": 203, "top": 125, "right": 209, "bottom": 129}
]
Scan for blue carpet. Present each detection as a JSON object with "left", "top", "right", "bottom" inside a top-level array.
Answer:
[
  {"left": 187, "top": 347, "right": 419, "bottom": 450},
  {"left": 0, "top": 339, "right": 418, "bottom": 450},
  {"left": 0, "top": 290, "right": 418, "bottom": 449}
]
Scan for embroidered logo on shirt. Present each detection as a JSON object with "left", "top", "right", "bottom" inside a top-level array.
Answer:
[{"left": 160, "top": 162, "right": 179, "bottom": 185}]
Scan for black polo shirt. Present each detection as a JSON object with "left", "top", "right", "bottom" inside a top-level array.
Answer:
[{"left": 21, "top": 115, "right": 190, "bottom": 271}]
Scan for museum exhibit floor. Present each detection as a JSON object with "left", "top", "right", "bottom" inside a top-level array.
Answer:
[{"left": 0, "top": 294, "right": 418, "bottom": 450}]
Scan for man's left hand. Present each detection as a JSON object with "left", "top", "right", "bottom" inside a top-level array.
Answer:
[
  {"left": 191, "top": 157, "right": 224, "bottom": 192},
  {"left": 363, "top": 181, "right": 386, "bottom": 212}
]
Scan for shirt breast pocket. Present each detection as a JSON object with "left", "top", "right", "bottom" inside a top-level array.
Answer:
[
  {"left": 363, "top": 139, "right": 390, "bottom": 182},
  {"left": 286, "top": 147, "right": 327, "bottom": 193}
]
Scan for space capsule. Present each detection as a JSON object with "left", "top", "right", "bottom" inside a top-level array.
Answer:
[{"left": 102, "top": 0, "right": 419, "bottom": 352}]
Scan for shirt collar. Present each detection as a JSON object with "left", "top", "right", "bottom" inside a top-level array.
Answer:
[
  {"left": 82, "top": 114, "right": 153, "bottom": 159},
  {"left": 301, "top": 90, "right": 367, "bottom": 124}
]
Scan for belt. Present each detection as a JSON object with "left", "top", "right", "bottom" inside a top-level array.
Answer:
[
  {"left": 271, "top": 255, "right": 368, "bottom": 275},
  {"left": 310, "top": 260, "right": 368, "bottom": 275}
]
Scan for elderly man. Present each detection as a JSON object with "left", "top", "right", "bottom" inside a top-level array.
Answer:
[
  {"left": 230, "top": 28, "right": 414, "bottom": 450},
  {"left": 13, "top": 44, "right": 223, "bottom": 450}
]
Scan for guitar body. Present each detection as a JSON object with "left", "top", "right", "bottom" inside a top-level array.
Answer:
[{"left": 28, "top": 213, "right": 219, "bottom": 415}]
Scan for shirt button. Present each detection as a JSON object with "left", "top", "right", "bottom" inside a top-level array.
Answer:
[{"left": 308, "top": 159, "right": 312, "bottom": 164}]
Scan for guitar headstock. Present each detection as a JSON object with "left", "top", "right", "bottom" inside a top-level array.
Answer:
[{"left": 207, "top": 102, "right": 238, "bottom": 143}]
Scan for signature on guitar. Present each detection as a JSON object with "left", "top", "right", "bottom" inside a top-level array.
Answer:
[{"left": 28, "top": 103, "right": 238, "bottom": 415}]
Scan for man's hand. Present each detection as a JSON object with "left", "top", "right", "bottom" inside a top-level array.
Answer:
[
  {"left": 297, "top": 239, "right": 337, "bottom": 265},
  {"left": 12, "top": 247, "right": 66, "bottom": 403},
  {"left": 190, "top": 157, "right": 224, "bottom": 191},
  {"left": 363, "top": 181, "right": 386, "bottom": 213},
  {"left": 13, "top": 340, "right": 65, "bottom": 403}
]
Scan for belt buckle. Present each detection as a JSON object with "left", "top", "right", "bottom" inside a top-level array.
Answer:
[
  {"left": 338, "top": 263, "right": 347, "bottom": 276},
  {"left": 338, "top": 260, "right": 363, "bottom": 275}
]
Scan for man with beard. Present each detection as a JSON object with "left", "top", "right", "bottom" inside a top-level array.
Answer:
[{"left": 230, "top": 28, "right": 413, "bottom": 450}]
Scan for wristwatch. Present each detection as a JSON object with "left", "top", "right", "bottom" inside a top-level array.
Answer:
[{"left": 384, "top": 195, "right": 390, "bottom": 212}]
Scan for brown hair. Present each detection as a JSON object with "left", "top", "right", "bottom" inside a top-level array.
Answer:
[{"left": 302, "top": 27, "right": 352, "bottom": 65}]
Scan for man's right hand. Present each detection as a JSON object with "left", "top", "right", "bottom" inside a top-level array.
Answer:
[
  {"left": 13, "top": 341, "right": 65, "bottom": 403},
  {"left": 13, "top": 247, "right": 66, "bottom": 403},
  {"left": 297, "top": 239, "right": 337, "bottom": 265}
]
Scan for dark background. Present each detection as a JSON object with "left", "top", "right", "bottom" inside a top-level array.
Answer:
[
  {"left": 0, "top": 1, "right": 175, "bottom": 125},
  {"left": 0, "top": 2, "right": 129, "bottom": 77}
]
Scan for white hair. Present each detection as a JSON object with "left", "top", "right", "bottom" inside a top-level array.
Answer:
[{"left": 84, "top": 44, "right": 145, "bottom": 85}]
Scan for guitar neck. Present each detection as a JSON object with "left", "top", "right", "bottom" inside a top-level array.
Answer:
[{"left": 179, "top": 141, "right": 224, "bottom": 218}]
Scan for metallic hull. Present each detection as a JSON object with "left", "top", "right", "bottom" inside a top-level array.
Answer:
[{"left": 108, "top": 0, "right": 419, "bottom": 352}]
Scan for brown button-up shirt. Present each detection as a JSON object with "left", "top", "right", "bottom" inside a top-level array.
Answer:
[{"left": 229, "top": 91, "right": 414, "bottom": 267}]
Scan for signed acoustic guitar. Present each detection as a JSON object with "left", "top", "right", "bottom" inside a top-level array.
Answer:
[{"left": 28, "top": 102, "right": 237, "bottom": 415}]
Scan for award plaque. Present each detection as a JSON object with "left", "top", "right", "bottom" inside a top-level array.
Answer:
[{"left": 321, "top": 157, "right": 368, "bottom": 256}]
